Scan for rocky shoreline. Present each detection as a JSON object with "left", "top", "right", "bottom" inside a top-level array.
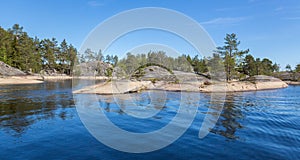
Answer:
[
  {"left": 284, "top": 81, "right": 300, "bottom": 85},
  {"left": 0, "top": 74, "right": 289, "bottom": 93},
  {"left": 0, "top": 75, "right": 111, "bottom": 84},
  {"left": 73, "top": 66, "right": 289, "bottom": 94},
  {"left": 0, "top": 61, "right": 292, "bottom": 92},
  {"left": 0, "top": 76, "right": 44, "bottom": 84},
  {"left": 73, "top": 75, "right": 288, "bottom": 94}
]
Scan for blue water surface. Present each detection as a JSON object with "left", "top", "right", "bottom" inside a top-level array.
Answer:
[{"left": 0, "top": 80, "right": 299, "bottom": 160}]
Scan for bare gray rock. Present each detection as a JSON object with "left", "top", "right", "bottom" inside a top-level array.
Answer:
[
  {"left": 273, "top": 72, "right": 300, "bottom": 81},
  {"left": 243, "top": 75, "right": 284, "bottom": 82},
  {"left": 74, "top": 61, "right": 112, "bottom": 76},
  {"left": 0, "top": 61, "right": 26, "bottom": 76},
  {"left": 131, "top": 65, "right": 176, "bottom": 81}
]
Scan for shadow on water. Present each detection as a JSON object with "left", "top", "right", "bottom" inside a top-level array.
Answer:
[
  {"left": 0, "top": 80, "right": 75, "bottom": 137},
  {"left": 210, "top": 94, "right": 244, "bottom": 140}
]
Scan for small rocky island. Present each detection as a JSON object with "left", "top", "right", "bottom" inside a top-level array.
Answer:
[{"left": 74, "top": 65, "right": 288, "bottom": 94}]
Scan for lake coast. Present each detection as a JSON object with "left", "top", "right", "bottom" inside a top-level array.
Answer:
[{"left": 73, "top": 75, "right": 288, "bottom": 94}]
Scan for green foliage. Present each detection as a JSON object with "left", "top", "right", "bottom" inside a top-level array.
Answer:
[
  {"left": 84, "top": 52, "right": 117, "bottom": 66},
  {"left": 217, "top": 33, "right": 249, "bottom": 81},
  {"left": 112, "top": 55, "right": 118, "bottom": 67},
  {"left": 207, "top": 53, "right": 225, "bottom": 79},
  {"left": 213, "top": 33, "right": 280, "bottom": 80},
  {"left": 133, "top": 67, "right": 146, "bottom": 78},
  {"left": 240, "top": 55, "right": 278, "bottom": 76},
  {"left": 149, "top": 78, "right": 158, "bottom": 83},
  {"left": 242, "top": 54, "right": 256, "bottom": 76},
  {"left": 0, "top": 24, "right": 77, "bottom": 75},
  {"left": 0, "top": 25, "right": 284, "bottom": 80},
  {"left": 95, "top": 49, "right": 104, "bottom": 61},
  {"left": 295, "top": 64, "right": 300, "bottom": 73},
  {"left": 117, "top": 51, "right": 206, "bottom": 75},
  {"left": 105, "top": 68, "right": 113, "bottom": 77},
  {"left": 84, "top": 48, "right": 95, "bottom": 62},
  {"left": 260, "top": 58, "right": 275, "bottom": 75},
  {"left": 285, "top": 64, "right": 292, "bottom": 72},
  {"left": 105, "top": 54, "right": 112, "bottom": 64},
  {"left": 192, "top": 55, "right": 209, "bottom": 74},
  {"left": 273, "top": 63, "right": 280, "bottom": 73},
  {"left": 73, "top": 66, "right": 82, "bottom": 76}
]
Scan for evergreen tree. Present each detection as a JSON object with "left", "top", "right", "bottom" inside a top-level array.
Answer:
[
  {"left": 207, "top": 53, "right": 225, "bottom": 79},
  {"left": 273, "top": 63, "right": 280, "bottom": 73},
  {"left": 106, "top": 54, "right": 112, "bottom": 64},
  {"left": 0, "top": 27, "right": 11, "bottom": 64},
  {"left": 242, "top": 54, "right": 256, "bottom": 76},
  {"left": 68, "top": 44, "right": 77, "bottom": 75},
  {"left": 217, "top": 33, "right": 249, "bottom": 81},
  {"left": 295, "top": 64, "right": 300, "bottom": 73},
  {"left": 285, "top": 64, "right": 292, "bottom": 72},
  {"left": 84, "top": 48, "right": 95, "bottom": 62},
  {"left": 260, "top": 58, "right": 274, "bottom": 75},
  {"left": 95, "top": 49, "right": 104, "bottom": 61},
  {"left": 192, "top": 55, "right": 208, "bottom": 73},
  {"left": 40, "top": 38, "right": 57, "bottom": 70},
  {"left": 112, "top": 55, "right": 118, "bottom": 67},
  {"left": 0, "top": 24, "right": 77, "bottom": 75},
  {"left": 30, "top": 37, "right": 42, "bottom": 72}
]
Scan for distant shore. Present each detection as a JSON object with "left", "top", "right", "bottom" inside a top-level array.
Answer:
[
  {"left": 0, "top": 76, "right": 44, "bottom": 84},
  {"left": 43, "top": 75, "right": 110, "bottom": 80},
  {"left": 284, "top": 81, "right": 300, "bottom": 85},
  {"left": 0, "top": 75, "right": 110, "bottom": 85}
]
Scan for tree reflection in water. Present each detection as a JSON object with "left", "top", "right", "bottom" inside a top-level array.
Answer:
[
  {"left": 98, "top": 90, "right": 168, "bottom": 117},
  {"left": 211, "top": 94, "right": 244, "bottom": 140},
  {"left": 0, "top": 81, "right": 244, "bottom": 139},
  {"left": 0, "top": 81, "right": 75, "bottom": 137}
]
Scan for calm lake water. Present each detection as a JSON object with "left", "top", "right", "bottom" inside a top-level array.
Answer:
[{"left": 0, "top": 80, "right": 299, "bottom": 160}]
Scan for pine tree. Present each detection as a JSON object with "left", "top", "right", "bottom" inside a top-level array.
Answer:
[
  {"left": 295, "top": 64, "right": 300, "bottom": 73},
  {"left": 285, "top": 64, "right": 292, "bottom": 72},
  {"left": 68, "top": 44, "right": 77, "bottom": 75},
  {"left": 217, "top": 33, "right": 249, "bottom": 81}
]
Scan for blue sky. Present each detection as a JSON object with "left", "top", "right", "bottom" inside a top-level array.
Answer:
[{"left": 1, "top": 0, "right": 300, "bottom": 69}]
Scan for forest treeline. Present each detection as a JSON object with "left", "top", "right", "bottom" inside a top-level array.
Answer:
[
  {"left": 1, "top": 24, "right": 299, "bottom": 80},
  {"left": 0, "top": 24, "right": 77, "bottom": 74},
  {"left": 114, "top": 33, "right": 282, "bottom": 81}
]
